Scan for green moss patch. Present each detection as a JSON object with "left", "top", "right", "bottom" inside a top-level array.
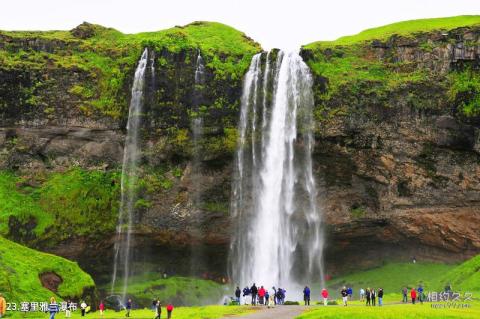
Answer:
[{"left": 0, "top": 236, "right": 94, "bottom": 302}]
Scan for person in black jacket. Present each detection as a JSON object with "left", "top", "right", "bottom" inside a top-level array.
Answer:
[
  {"left": 235, "top": 287, "right": 241, "bottom": 304},
  {"left": 378, "top": 288, "right": 384, "bottom": 306},
  {"left": 341, "top": 287, "right": 348, "bottom": 306},
  {"left": 371, "top": 288, "right": 376, "bottom": 306},
  {"left": 365, "top": 288, "right": 371, "bottom": 306},
  {"left": 250, "top": 283, "right": 258, "bottom": 305}
]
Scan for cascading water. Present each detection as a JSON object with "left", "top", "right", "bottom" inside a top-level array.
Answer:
[
  {"left": 190, "top": 51, "right": 206, "bottom": 275},
  {"left": 111, "top": 48, "right": 151, "bottom": 301},
  {"left": 230, "top": 51, "right": 324, "bottom": 297}
]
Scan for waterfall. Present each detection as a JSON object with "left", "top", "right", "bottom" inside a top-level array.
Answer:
[
  {"left": 190, "top": 51, "right": 206, "bottom": 275},
  {"left": 111, "top": 48, "right": 150, "bottom": 300},
  {"left": 230, "top": 51, "right": 324, "bottom": 296}
]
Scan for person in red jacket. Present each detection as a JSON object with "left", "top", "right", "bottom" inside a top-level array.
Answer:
[
  {"left": 321, "top": 288, "right": 329, "bottom": 306},
  {"left": 166, "top": 304, "right": 173, "bottom": 319},
  {"left": 99, "top": 301, "right": 105, "bottom": 316},
  {"left": 410, "top": 288, "right": 417, "bottom": 304},
  {"left": 258, "top": 286, "right": 266, "bottom": 305}
]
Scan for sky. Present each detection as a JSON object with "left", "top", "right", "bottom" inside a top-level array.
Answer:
[{"left": 1, "top": 0, "right": 479, "bottom": 50}]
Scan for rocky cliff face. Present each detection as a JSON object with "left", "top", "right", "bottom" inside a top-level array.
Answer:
[
  {"left": 0, "top": 21, "right": 479, "bottom": 280},
  {"left": 302, "top": 25, "right": 480, "bottom": 272}
]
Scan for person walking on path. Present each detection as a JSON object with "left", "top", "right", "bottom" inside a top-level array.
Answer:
[
  {"left": 411, "top": 288, "right": 417, "bottom": 304},
  {"left": 359, "top": 288, "right": 365, "bottom": 302},
  {"left": 378, "top": 288, "right": 384, "bottom": 306},
  {"left": 341, "top": 287, "right": 348, "bottom": 306},
  {"left": 48, "top": 297, "right": 59, "bottom": 319},
  {"left": 321, "top": 288, "right": 329, "bottom": 306},
  {"left": 371, "top": 288, "right": 376, "bottom": 306},
  {"left": 402, "top": 287, "right": 408, "bottom": 303},
  {"left": 99, "top": 300, "right": 105, "bottom": 316},
  {"left": 258, "top": 286, "right": 266, "bottom": 305},
  {"left": 250, "top": 284, "right": 258, "bottom": 305},
  {"left": 166, "top": 304, "right": 173, "bottom": 319},
  {"left": 154, "top": 300, "right": 161, "bottom": 319},
  {"left": 303, "top": 286, "right": 311, "bottom": 306},
  {"left": 365, "top": 288, "right": 371, "bottom": 306},
  {"left": 417, "top": 285, "right": 424, "bottom": 304},
  {"left": 125, "top": 299, "right": 132, "bottom": 317},
  {"left": 80, "top": 301, "right": 87, "bottom": 317},
  {"left": 272, "top": 287, "right": 277, "bottom": 305},
  {"left": 0, "top": 293, "right": 6, "bottom": 319},
  {"left": 235, "top": 287, "right": 241, "bottom": 305}
]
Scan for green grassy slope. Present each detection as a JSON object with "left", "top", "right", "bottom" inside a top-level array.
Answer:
[
  {"left": 0, "top": 236, "right": 94, "bottom": 302},
  {"left": 323, "top": 262, "right": 455, "bottom": 297},
  {"left": 108, "top": 274, "right": 227, "bottom": 306},
  {"left": 305, "top": 15, "right": 480, "bottom": 48},
  {"left": 441, "top": 254, "right": 480, "bottom": 292}
]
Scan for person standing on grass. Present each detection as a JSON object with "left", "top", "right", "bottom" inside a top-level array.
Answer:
[
  {"left": 402, "top": 287, "right": 408, "bottom": 303},
  {"left": 0, "top": 293, "right": 6, "bottom": 319},
  {"left": 321, "top": 288, "right": 329, "bottom": 306},
  {"left": 359, "top": 288, "right": 365, "bottom": 302},
  {"left": 154, "top": 300, "right": 161, "bottom": 319},
  {"left": 125, "top": 299, "right": 132, "bottom": 317},
  {"left": 235, "top": 287, "right": 241, "bottom": 305},
  {"left": 341, "top": 287, "right": 348, "bottom": 306},
  {"left": 347, "top": 287, "right": 353, "bottom": 300},
  {"left": 48, "top": 297, "right": 59, "bottom": 319},
  {"left": 65, "top": 300, "right": 72, "bottom": 318},
  {"left": 365, "top": 288, "right": 371, "bottom": 306},
  {"left": 250, "top": 283, "right": 258, "bottom": 305},
  {"left": 371, "top": 288, "right": 376, "bottom": 306},
  {"left": 80, "top": 301, "right": 87, "bottom": 317},
  {"left": 378, "top": 288, "right": 384, "bottom": 306},
  {"left": 303, "top": 286, "right": 311, "bottom": 306},
  {"left": 99, "top": 300, "right": 105, "bottom": 316},
  {"left": 411, "top": 288, "right": 417, "bottom": 304},
  {"left": 166, "top": 304, "right": 173, "bottom": 319},
  {"left": 417, "top": 285, "right": 424, "bottom": 304}
]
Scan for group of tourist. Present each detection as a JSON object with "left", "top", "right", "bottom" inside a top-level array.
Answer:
[
  {"left": 351, "top": 287, "right": 384, "bottom": 306},
  {"left": 236, "top": 284, "right": 287, "bottom": 306},
  {"left": 402, "top": 286, "right": 425, "bottom": 304}
]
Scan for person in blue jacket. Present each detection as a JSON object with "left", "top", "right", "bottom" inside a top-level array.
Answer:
[
  {"left": 347, "top": 287, "right": 353, "bottom": 300},
  {"left": 303, "top": 286, "right": 311, "bottom": 305},
  {"left": 417, "top": 285, "right": 424, "bottom": 304}
]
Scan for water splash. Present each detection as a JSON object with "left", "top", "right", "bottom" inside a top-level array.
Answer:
[
  {"left": 111, "top": 48, "right": 151, "bottom": 300},
  {"left": 230, "top": 51, "right": 324, "bottom": 297}
]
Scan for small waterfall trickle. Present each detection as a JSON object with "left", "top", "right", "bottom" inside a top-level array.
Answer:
[
  {"left": 190, "top": 51, "right": 206, "bottom": 275},
  {"left": 230, "top": 51, "right": 324, "bottom": 296},
  {"left": 111, "top": 48, "right": 151, "bottom": 301}
]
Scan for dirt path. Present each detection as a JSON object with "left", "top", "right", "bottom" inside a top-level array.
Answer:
[{"left": 223, "top": 306, "right": 308, "bottom": 319}]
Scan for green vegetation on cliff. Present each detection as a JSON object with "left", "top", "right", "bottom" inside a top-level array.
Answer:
[
  {"left": 0, "top": 236, "right": 94, "bottom": 302},
  {"left": 0, "top": 168, "right": 120, "bottom": 243},
  {"left": 302, "top": 15, "right": 480, "bottom": 119},
  {"left": 0, "top": 21, "right": 260, "bottom": 118},
  {"left": 306, "top": 15, "right": 480, "bottom": 47}
]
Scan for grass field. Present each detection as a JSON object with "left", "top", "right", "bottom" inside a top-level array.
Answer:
[
  {"left": 5, "top": 306, "right": 255, "bottom": 319},
  {"left": 298, "top": 301, "right": 480, "bottom": 319}
]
